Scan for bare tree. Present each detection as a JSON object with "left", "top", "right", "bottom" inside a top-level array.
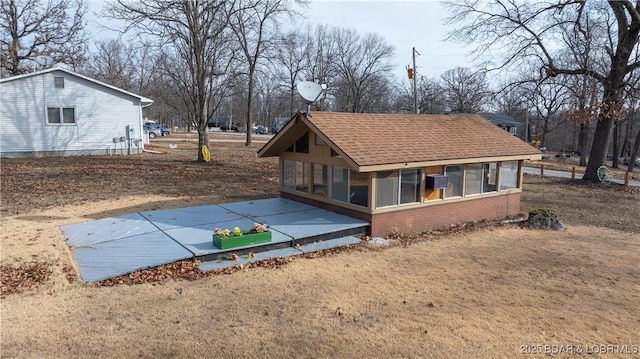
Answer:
[
  {"left": 330, "top": 28, "right": 395, "bottom": 113},
  {"left": 272, "top": 30, "right": 309, "bottom": 117},
  {"left": 84, "top": 39, "right": 138, "bottom": 90},
  {"left": 440, "top": 67, "right": 489, "bottom": 113},
  {"left": 564, "top": 76, "right": 600, "bottom": 166},
  {"left": 445, "top": 0, "right": 640, "bottom": 181},
  {"left": 229, "top": 0, "right": 298, "bottom": 146},
  {"left": 529, "top": 78, "right": 571, "bottom": 149},
  {"left": 0, "top": 0, "right": 88, "bottom": 76},
  {"left": 104, "top": 0, "right": 237, "bottom": 161}
]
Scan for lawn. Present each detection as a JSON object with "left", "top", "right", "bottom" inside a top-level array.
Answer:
[{"left": 1, "top": 136, "right": 638, "bottom": 358}]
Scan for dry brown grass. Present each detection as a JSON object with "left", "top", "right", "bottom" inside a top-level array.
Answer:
[{"left": 1, "top": 136, "right": 639, "bottom": 358}]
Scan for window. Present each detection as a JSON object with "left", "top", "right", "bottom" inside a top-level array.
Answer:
[
  {"left": 349, "top": 170, "right": 369, "bottom": 207},
  {"left": 376, "top": 169, "right": 420, "bottom": 208},
  {"left": 282, "top": 160, "right": 296, "bottom": 189},
  {"left": 509, "top": 127, "right": 518, "bottom": 135},
  {"left": 376, "top": 171, "right": 398, "bottom": 207},
  {"left": 400, "top": 169, "right": 420, "bottom": 204},
  {"left": 62, "top": 108, "right": 75, "bottom": 123},
  {"left": 329, "top": 167, "right": 369, "bottom": 207},
  {"left": 54, "top": 77, "right": 64, "bottom": 88},
  {"left": 483, "top": 163, "right": 498, "bottom": 193},
  {"left": 313, "top": 164, "right": 328, "bottom": 197},
  {"left": 331, "top": 166, "right": 350, "bottom": 202},
  {"left": 47, "top": 107, "right": 75, "bottom": 124},
  {"left": 465, "top": 164, "right": 483, "bottom": 195},
  {"left": 295, "top": 132, "right": 309, "bottom": 153},
  {"left": 295, "top": 161, "right": 308, "bottom": 192},
  {"left": 500, "top": 161, "right": 519, "bottom": 190},
  {"left": 47, "top": 107, "right": 61, "bottom": 124},
  {"left": 444, "top": 165, "right": 463, "bottom": 198}
]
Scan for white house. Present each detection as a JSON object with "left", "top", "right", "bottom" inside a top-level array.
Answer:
[{"left": 0, "top": 67, "right": 153, "bottom": 157}]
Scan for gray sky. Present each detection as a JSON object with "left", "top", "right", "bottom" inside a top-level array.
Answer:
[
  {"left": 87, "top": 0, "right": 476, "bottom": 81},
  {"left": 299, "top": 0, "right": 475, "bottom": 80}
]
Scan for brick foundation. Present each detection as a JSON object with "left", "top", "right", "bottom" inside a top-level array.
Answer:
[
  {"left": 281, "top": 191, "right": 522, "bottom": 238},
  {"left": 369, "top": 193, "right": 521, "bottom": 237}
]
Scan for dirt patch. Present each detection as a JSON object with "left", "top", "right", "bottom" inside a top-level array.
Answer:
[{"left": 1, "top": 137, "right": 639, "bottom": 358}]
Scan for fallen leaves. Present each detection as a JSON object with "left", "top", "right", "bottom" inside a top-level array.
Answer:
[{"left": 0, "top": 262, "right": 51, "bottom": 297}]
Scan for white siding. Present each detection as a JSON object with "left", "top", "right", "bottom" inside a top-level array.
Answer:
[{"left": 0, "top": 70, "right": 146, "bottom": 156}]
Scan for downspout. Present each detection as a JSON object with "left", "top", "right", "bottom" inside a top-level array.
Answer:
[{"left": 140, "top": 101, "right": 153, "bottom": 151}]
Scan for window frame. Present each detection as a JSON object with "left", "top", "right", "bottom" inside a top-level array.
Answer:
[{"left": 46, "top": 106, "right": 76, "bottom": 125}]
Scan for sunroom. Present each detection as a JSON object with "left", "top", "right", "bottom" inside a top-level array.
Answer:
[{"left": 258, "top": 112, "right": 541, "bottom": 237}]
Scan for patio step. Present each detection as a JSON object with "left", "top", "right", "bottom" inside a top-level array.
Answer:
[
  {"left": 198, "top": 235, "right": 362, "bottom": 271},
  {"left": 194, "top": 224, "right": 368, "bottom": 263}
]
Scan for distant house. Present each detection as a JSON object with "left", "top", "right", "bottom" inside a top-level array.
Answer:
[
  {"left": 258, "top": 112, "right": 541, "bottom": 237},
  {"left": 481, "top": 113, "right": 529, "bottom": 142},
  {"left": 0, "top": 67, "right": 153, "bottom": 158}
]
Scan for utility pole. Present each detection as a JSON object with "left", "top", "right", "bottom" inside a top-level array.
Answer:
[{"left": 412, "top": 47, "right": 420, "bottom": 114}]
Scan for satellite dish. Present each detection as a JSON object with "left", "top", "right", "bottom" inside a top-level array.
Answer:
[
  {"left": 33, "top": 55, "right": 53, "bottom": 67},
  {"left": 297, "top": 81, "right": 324, "bottom": 102}
]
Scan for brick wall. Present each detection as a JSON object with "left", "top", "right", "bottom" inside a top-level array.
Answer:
[{"left": 370, "top": 193, "right": 521, "bottom": 237}]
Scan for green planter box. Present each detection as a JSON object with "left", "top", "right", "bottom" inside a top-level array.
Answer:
[{"left": 212, "top": 230, "right": 272, "bottom": 249}]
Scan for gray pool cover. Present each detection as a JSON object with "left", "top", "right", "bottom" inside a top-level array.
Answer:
[{"left": 61, "top": 198, "right": 368, "bottom": 282}]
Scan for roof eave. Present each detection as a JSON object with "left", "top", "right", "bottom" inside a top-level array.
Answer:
[{"left": 356, "top": 153, "right": 542, "bottom": 172}]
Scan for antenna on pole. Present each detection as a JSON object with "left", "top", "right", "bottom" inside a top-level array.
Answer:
[{"left": 296, "top": 81, "right": 326, "bottom": 116}]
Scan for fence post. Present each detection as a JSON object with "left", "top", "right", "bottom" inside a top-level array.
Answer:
[
  {"left": 571, "top": 167, "right": 576, "bottom": 179},
  {"left": 540, "top": 164, "right": 544, "bottom": 176},
  {"left": 625, "top": 172, "right": 630, "bottom": 186}
]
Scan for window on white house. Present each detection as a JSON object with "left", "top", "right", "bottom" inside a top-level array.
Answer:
[
  {"left": 47, "top": 107, "right": 61, "bottom": 124},
  {"left": 62, "top": 108, "right": 75, "bottom": 123},
  {"left": 47, "top": 107, "right": 75, "bottom": 124},
  {"left": 500, "top": 161, "right": 519, "bottom": 190},
  {"left": 444, "top": 165, "right": 463, "bottom": 198},
  {"left": 54, "top": 77, "right": 64, "bottom": 88}
]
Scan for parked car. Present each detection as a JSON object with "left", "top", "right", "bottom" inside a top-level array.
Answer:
[
  {"left": 144, "top": 122, "right": 171, "bottom": 136},
  {"left": 220, "top": 124, "right": 240, "bottom": 132},
  {"left": 143, "top": 126, "right": 161, "bottom": 139},
  {"left": 254, "top": 125, "right": 269, "bottom": 134}
]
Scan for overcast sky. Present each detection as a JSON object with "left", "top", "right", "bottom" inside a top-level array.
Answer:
[
  {"left": 298, "top": 0, "right": 475, "bottom": 80},
  {"left": 87, "top": 0, "right": 476, "bottom": 81}
]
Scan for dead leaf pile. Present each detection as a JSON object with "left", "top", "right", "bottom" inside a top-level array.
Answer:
[
  {"left": 0, "top": 262, "right": 51, "bottom": 297},
  {"left": 97, "top": 260, "right": 206, "bottom": 287}
]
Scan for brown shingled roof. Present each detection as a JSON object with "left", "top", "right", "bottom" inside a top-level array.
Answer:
[{"left": 259, "top": 112, "right": 541, "bottom": 170}]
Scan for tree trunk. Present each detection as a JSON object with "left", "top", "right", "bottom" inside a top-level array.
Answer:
[
  {"left": 197, "top": 126, "right": 210, "bottom": 161},
  {"left": 540, "top": 118, "right": 549, "bottom": 148},
  {"left": 583, "top": 116, "right": 615, "bottom": 181},
  {"left": 245, "top": 68, "right": 254, "bottom": 147},
  {"left": 578, "top": 122, "right": 589, "bottom": 167},
  {"left": 628, "top": 128, "right": 640, "bottom": 173},
  {"left": 612, "top": 121, "right": 619, "bottom": 168}
]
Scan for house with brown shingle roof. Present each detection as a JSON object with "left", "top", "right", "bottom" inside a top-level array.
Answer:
[{"left": 258, "top": 111, "right": 542, "bottom": 237}]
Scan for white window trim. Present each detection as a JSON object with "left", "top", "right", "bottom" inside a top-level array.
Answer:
[{"left": 46, "top": 106, "right": 76, "bottom": 126}]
